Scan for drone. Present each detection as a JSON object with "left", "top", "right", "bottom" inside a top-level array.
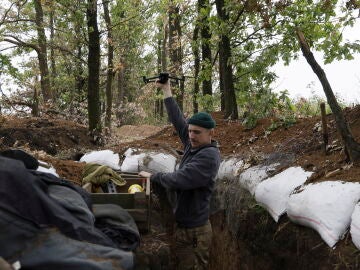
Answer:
[{"left": 142, "top": 72, "right": 185, "bottom": 84}]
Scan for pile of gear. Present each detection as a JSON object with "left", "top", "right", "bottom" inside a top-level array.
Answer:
[{"left": 0, "top": 149, "right": 140, "bottom": 270}]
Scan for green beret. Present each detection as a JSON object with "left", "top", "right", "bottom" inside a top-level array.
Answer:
[{"left": 188, "top": 112, "right": 216, "bottom": 129}]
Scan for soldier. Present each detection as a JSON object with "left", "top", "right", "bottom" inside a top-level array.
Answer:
[{"left": 139, "top": 78, "right": 221, "bottom": 269}]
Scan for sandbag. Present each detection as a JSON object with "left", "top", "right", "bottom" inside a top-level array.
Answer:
[
  {"left": 141, "top": 152, "right": 177, "bottom": 173},
  {"left": 254, "top": 166, "right": 312, "bottom": 222},
  {"left": 239, "top": 163, "right": 279, "bottom": 195},
  {"left": 287, "top": 181, "right": 360, "bottom": 248},
  {"left": 37, "top": 160, "right": 59, "bottom": 176},
  {"left": 120, "top": 148, "right": 176, "bottom": 173},
  {"left": 80, "top": 150, "right": 121, "bottom": 170},
  {"left": 350, "top": 203, "right": 360, "bottom": 249},
  {"left": 120, "top": 149, "right": 146, "bottom": 172},
  {"left": 216, "top": 158, "right": 244, "bottom": 180}
]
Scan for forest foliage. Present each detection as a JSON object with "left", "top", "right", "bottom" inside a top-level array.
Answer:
[{"left": 0, "top": 0, "right": 359, "bottom": 132}]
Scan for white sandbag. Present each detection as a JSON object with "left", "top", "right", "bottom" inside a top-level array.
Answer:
[
  {"left": 216, "top": 158, "right": 244, "bottom": 180},
  {"left": 287, "top": 181, "right": 360, "bottom": 248},
  {"left": 123, "top": 148, "right": 135, "bottom": 157},
  {"left": 120, "top": 148, "right": 176, "bottom": 173},
  {"left": 120, "top": 148, "right": 145, "bottom": 172},
  {"left": 80, "top": 150, "right": 121, "bottom": 170},
  {"left": 254, "top": 167, "right": 312, "bottom": 222},
  {"left": 239, "top": 163, "right": 279, "bottom": 195},
  {"left": 141, "top": 152, "right": 177, "bottom": 173},
  {"left": 37, "top": 161, "right": 59, "bottom": 177},
  {"left": 351, "top": 203, "right": 360, "bottom": 249}
]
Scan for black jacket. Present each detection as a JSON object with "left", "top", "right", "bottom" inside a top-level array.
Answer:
[
  {"left": 151, "top": 97, "right": 221, "bottom": 228},
  {"left": 0, "top": 156, "right": 135, "bottom": 269}
]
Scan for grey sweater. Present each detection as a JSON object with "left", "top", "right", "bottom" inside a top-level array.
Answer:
[{"left": 151, "top": 97, "right": 221, "bottom": 228}]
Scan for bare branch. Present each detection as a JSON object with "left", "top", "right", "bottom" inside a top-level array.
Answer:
[
  {"left": 0, "top": 1, "right": 16, "bottom": 26},
  {"left": 50, "top": 43, "right": 87, "bottom": 65},
  {"left": 2, "top": 34, "right": 39, "bottom": 52},
  {"left": 0, "top": 45, "right": 18, "bottom": 52},
  {"left": 0, "top": 88, "right": 31, "bottom": 113},
  {"left": 2, "top": 18, "right": 35, "bottom": 24},
  {"left": 0, "top": 0, "right": 33, "bottom": 26}
]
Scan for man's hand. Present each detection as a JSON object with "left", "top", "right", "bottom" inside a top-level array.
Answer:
[
  {"left": 155, "top": 79, "right": 172, "bottom": 98},
  {"left": 138, "top": 171, "right": 152, "bottom": 178}
]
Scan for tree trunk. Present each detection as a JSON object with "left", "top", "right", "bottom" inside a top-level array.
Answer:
[
  {"left": 49, "top": 8, "right": 57, "bottom": 97},
  {"left": 0, "top": 69, "right": 2, "bottom": 115},
  {"left": 162, "top": 22, "right": 168, "bottom": 73},
  {"left": 192, "top": 24, "right": 200, "bottom": 113},
  {"left": 32, "top": 77, "right": 40, "bottom": 117},
  {"left": 219, "top": 57, "right": 225, "bottom": 111},
  {"left": 75, "top": 45, "right": 85, "bottom": 102},
  {"left": 33, "top": 0, "right": 52, "bottom": 102},
  {"left": 296, "top": 30, "right": 360, "bottom": 162},
  {"left": 155, "top": 35, "right": 161, "bottom": 117},
  {"left": 86, "top": 0, "right": 101, "bottom": 132},
  {"left": 74, "top": 13, "right": 85, "bottom": 102},
  {"left": 215, "top": 0, "right": 238, "bottom": 119},
  {"left": 160, "top": 22, "right": 168, "bottom": 117},
  {"left": 198, "top": 0, "right": 213, "bottom": 97},
  {"left": 168, "top": 3, "right": 184, "bottom": 110},
  {"left": 117, "top": 64, "right": 125, "bottom": 106},
  {"left": 102, "top": 0, "right": 114, "bottom": 130},
  {"left": 155, "top": 21, "right": 164, "bottom": 118}
]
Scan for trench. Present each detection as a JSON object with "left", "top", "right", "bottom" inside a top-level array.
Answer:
[
  {"left": 136, "top": 166, "right": 360, "bottom": 270},
  {"left": 208, "top": 177, "right": 329, "bottom": 270}
]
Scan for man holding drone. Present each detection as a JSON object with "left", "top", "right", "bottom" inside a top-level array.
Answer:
[{"left": 139, "top": 76, "right": 221, "bottom": 270}]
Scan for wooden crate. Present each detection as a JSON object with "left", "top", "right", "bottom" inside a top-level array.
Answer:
[{"left": 91, "top": 177, "right": 151, "bottom": 233}]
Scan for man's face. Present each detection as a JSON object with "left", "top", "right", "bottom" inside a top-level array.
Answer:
[{"left": 188, "top": 124, "right": 214, "bottom": 148}]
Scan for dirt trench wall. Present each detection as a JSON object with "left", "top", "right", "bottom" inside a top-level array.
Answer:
[{"left": 209, "top": 176, "right": 360, "bottom": 270}]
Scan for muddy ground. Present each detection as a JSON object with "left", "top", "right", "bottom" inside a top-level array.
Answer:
[{"left": 1, "top": 106, "right": 360, "bottom": 269}]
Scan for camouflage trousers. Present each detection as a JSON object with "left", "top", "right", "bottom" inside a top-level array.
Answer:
[{"left": 174, "top": 221, "right": 212, "bottom": 270}]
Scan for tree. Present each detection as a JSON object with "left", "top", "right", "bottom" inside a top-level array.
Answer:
[
  {"left": 86, "top": 0, "right": 101, "bottom": 132},
  {"left": 215, "top": 0, "right": 238, "bottom": 119},
  {"left": 155, "top": 17, "right": 167, "bottom": 118},
  {"left": 111, "top": 0, "right": 153, "bottom": 104},
  {"left": 102, "top": 0, "right": 114, "bottom": 129},
  {"left": 168, "top": 2, "right": 184, "bottom": 110},
  {"left": 212, "top": 1, "right": 279, "bottom": 123},
  {"left": 269, "top": 0, "right": 360, "bottom": 161},
  {"left": 1, "top": 0, "right": 52, "bottom": 102},
  {"left": 1, "top": 0, "right": 359, "bottom": 137},
  {"left": 296, "top": 30, "right": 360, "bottom": 161},
  {"left": 197, "top": 0, "right": 213, "bottom": 98},
  {"left": 44, "top": 0, "right": 88, "bottom": 115},
  {"left": 33, "top": 0, "right": 52, "bottom": 101},
  {"left": 191, "top": 24, "right": 200, "bottom": 113},
  {"left": 49, "top": 2, "right": 56, "bottom": 95}
]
